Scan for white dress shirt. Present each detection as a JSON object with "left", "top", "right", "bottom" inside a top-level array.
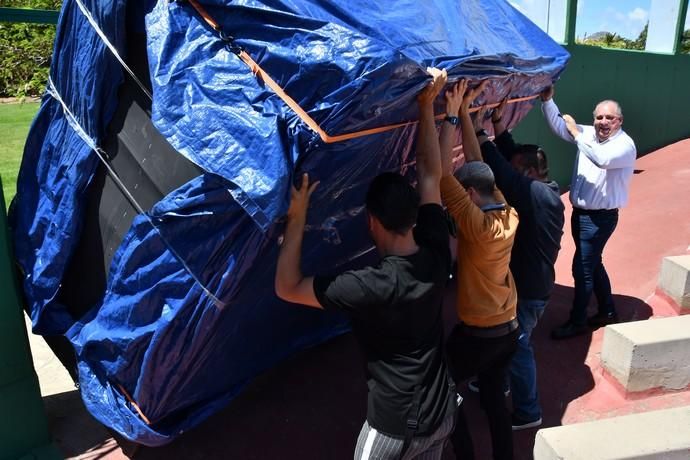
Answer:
[{"left": 542, "top": 99, "right": 637, "bottom": 210}]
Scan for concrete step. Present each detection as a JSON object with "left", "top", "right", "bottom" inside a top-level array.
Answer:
[
  {"left": 601, "top": 315, "right": 690, "bottom": 393},
  {"left": 534, "top": 406, "right": 690, "bottom": 460}
]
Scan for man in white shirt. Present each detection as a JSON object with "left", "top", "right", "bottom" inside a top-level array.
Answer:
[{"left": 540, "top": 85, "right": 636, "bottom": 339}]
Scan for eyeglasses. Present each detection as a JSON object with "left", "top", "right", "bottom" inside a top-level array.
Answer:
[{"left": 594, "top": 115, "right": 619, "bottom": 121}]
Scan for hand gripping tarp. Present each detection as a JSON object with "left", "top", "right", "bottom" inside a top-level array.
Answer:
[{"left": 10, "top": 0, "right": 569, "bottom": 446}]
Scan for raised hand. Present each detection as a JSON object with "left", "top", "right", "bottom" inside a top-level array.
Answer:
[
  {"left": 418, "top": 67, "right": 448, "bottom": 106},
  {"left": 461, "top": 80, "right": 489, "bottom": 114},
  {"left": 562, "top": 114, "right": 580, "bottom": 138},
  {"left": 492, "top": 98, "right": 508, "bottom": 123},
  {"left": 288, "top": 173, "right": 320, "bottom": 219},
  {"left": 444, "top": 80, "right": 466, "bottom": 118},
  {"left": 473, "top": 106, "right": 489, "bottom": 132},
  {"left": 540, "top": 85, "right": 554, "bottom": 102}
]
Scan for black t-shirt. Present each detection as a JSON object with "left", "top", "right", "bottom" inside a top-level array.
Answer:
[{"left": 313, "top": 204, "right": 455, "bottom": 437}]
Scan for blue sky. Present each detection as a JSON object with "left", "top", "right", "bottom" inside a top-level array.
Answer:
[{"left": 509, "top": 0, "right": 690, "bottom": 41}]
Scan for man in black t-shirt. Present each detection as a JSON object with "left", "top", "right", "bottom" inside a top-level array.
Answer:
[{"left": 275, "top": 69, "right": 456, "bottom": 459}]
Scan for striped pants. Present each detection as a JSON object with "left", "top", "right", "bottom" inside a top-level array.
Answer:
[{"left": 353, "top": 411, "right": 455, "bottom": 460}]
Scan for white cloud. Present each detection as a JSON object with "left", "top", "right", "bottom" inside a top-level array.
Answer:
[
  {"left": 628, "top": 7, "right": 648, "bottom": 22},
  {"left": 591, "top": 5, "right": 649, "bottom": 39}
]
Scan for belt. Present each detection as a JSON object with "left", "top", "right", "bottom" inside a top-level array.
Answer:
[
  {"left": 459, "top": 318, "right": 519, "bottom": 338},
  {"left": 573, "top": 207, "right": 618, "bottom": 215}
]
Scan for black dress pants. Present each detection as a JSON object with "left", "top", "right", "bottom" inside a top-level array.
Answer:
[{"left": 446, "top": 324, "right": 519, "bottom": 460}]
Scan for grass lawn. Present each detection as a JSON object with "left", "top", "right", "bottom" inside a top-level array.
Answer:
[{"left": 0, "top": 102, "right": 40, "bottom": 209}]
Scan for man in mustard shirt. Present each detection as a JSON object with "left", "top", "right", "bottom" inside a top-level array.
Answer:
[{"left": 439, "top": 80, "right": 519, "bottom": 460}]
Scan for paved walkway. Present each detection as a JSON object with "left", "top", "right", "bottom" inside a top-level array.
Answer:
[{"left": 28, "top": 138, "right": 690, "bottom": 459}]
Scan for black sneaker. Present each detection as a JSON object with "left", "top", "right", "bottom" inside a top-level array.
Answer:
[
  {"left": 467, "top": 378, "right": 510, "bottom": 397},
  {"left": 511, "top": 414, "right": 542, "bottom": 431},
  {"left": 551, "top": 321, "right": 588, "bottom": 340},
  {"left": 587, "top": 311, "right": 619, "bottom": 328}
]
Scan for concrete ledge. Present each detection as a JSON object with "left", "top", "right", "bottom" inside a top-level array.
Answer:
[
  {"left": 534, "top": 406, "right": 690, "bottom": 460},
  {"left": 601, "top": 315, "right": 690, "bottom": 392},
  {"left": 659, "top": 255, "right": 690, "bottom": 311}
]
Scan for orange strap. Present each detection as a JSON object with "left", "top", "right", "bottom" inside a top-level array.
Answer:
[
  {"left": 183, "top": 0, "right": 539, "bottom": 143},
  {"left": 118, "top": 383, "right": 152, "bottom": 425}
]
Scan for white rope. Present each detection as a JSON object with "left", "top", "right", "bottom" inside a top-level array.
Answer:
[
  {"left": 46, "top": 76, "right": 227, "bottom": 309},
  {"left": 73, "top": 0, "right": 153, "bottom": 101}
]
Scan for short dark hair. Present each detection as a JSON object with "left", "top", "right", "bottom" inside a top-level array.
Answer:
[
  {"left": 515, "top": 144, "right": 549, "bottom": 178},
  {"left": 365, "top": 172, "right": 419, "bottom": 235},
  {"left": 454, "top": 161, "right": 495, "bottom": 197}
]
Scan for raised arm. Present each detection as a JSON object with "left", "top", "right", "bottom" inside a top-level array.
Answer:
[
  {"left": 439, "top": 80, "right": 463, "bottom": 176},
  {"left": 491, "top": 98, "right": 509, "bottom": 137},
  {"left": 540, "top": 85, "right": 576, "bottom": 144},
  {"left": 275, "top": 173, "right": 322, "bottom": 308},
  {"left": 458, "top": 80, "right": 488, "bottom": 163},
  {"left": 416, "top": 67, "right": 447, "bottom": 205},
  {"left": 490, "top": 98, "right": 519, "bottom": 161}
]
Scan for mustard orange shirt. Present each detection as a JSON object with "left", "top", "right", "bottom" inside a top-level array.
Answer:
[{"left": 441, "top": 175, "right": 518, "bottom": 327}]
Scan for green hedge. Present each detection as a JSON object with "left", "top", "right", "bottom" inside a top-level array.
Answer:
[{"left": 0, "top": 1, "right": 61, "bottom": 98}]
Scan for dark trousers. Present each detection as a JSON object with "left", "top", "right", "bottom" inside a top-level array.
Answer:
[
  {"left": 570, "top": 208, "right": 619, "bottom": 325},
  {"left": 446, "top": 324, "right": 519, "bottom": 460}
]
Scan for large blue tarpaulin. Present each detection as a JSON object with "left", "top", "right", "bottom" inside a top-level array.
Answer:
[{"left": 11, "top": 0, "right": 569, "bottom": 446}]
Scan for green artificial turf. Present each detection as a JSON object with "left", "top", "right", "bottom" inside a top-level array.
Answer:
[{"left": 0, "top": 102, "right": 39, "bottom": 209}]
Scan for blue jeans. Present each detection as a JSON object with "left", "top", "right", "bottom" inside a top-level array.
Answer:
[
  {"left": 570, "top": 208, "right": 619, "bottom": 325},
  {"left": 509, "top": 298, "right": 546, "bottom": 421}
]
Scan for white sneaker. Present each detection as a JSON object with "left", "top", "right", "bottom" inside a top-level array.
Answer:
[{"left": 511, "top": 414, "right": 542, "bottom": 431}]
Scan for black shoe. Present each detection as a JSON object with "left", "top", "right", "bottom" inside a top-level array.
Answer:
[
  {"left": 511, "top": 413, "right": 542, "bottom": 431},
  {"left": 551, "top": 321, "right": 587, "bottom": 340},
  {"left": 467, "top": 378, "right": 510, "bottom": 397},
  {"left": 587, "top": 311, "right": 619, "bottom": 328}
]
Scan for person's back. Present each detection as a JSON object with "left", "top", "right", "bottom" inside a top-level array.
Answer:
[
  {"left": 314, "top": 202, "right": 454, "bottom": 437},
  {"left": 443, "top": 180, "right": 518, "bottom": 326},
  {"left": 511, "top": 179, "right": 563, "bottom": 297},
  {"left": 490, "top": 132, "right": 565, "bottom": 302}
]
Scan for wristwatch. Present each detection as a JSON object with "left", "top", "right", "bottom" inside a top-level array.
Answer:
[{"left": 444, "top": 115, "right": 459, "bottom": 126}]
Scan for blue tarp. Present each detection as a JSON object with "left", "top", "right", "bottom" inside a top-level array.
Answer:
[{"left": 11, "top": 0, "right": 569, "bottom": 446}]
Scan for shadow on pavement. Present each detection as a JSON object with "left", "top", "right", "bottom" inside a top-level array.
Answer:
[{"left": 51, "top": 282, "right": 654, "bottom": 459}]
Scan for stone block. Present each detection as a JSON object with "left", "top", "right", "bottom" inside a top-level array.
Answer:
[
  {"left": 601, "top": 315, "right": 690, "bottom": 392},
  {"left": 534, "top": 406, "right": 690, "bottom": 459},
  {"left": 659, "top": 255, "right": 690, "bottom": 311}
]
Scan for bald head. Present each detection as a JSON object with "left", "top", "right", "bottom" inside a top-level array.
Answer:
[
  {"left": 592, "top": 100, "right": 623, "bottom": 142},
  {"left": 593, "top": 100, "right": 623, "bottom": 119}
]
